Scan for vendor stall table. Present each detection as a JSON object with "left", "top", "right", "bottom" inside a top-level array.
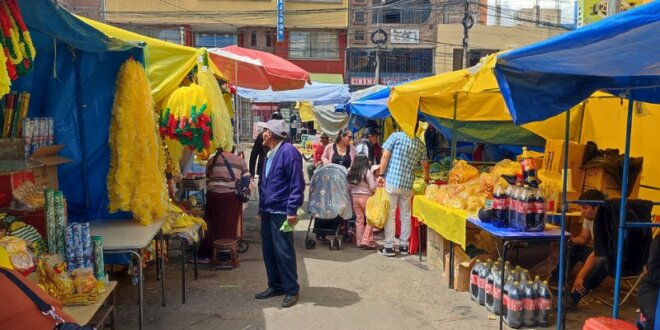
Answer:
[
  {"left": 466, "top": 217, "right": 571, "bottom": 330},
  {"left": 164, "top": 223, "right": 202, "bottom": 304},
  {"left": 89, "top": 218, "right": 166, "bottom": 330},
  {"left": 63, "top": 281, "right": 117, "bottom": 329}
]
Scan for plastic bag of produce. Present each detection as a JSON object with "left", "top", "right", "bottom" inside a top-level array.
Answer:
[
  {"left": 448, "top": 160, "right": 479, "bottom": 184},
  {"left": 366, "top": 188, "right": 389, "bottom": 229}
]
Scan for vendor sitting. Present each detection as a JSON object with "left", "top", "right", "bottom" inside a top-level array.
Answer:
[{"left": 549, "top": 189, "right": 608, "bottom": 308}]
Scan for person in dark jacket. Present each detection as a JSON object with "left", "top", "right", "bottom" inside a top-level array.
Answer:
[
  {"left": 254, "top": 119, "right": 305, "bottom": 308},
  {"left": 249, "top": 112, "right": 283, "bottom": 178},
  {"left": 638, "top": 234, "right": 660, "bottom": 329}
]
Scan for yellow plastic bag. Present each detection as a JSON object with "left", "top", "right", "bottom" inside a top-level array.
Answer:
[{"left": 366, "top": 188, "right": 390, "bottom": 229}]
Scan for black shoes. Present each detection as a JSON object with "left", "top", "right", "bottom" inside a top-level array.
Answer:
[
  {"left": 399, "top": 246, "right": 409, "bottom": 255},
  {"left": 282, "top": 294, "right": 299, "bottom": 308},
  {"left": 254, "top": 287, "right": 285, "bottom": 300}
]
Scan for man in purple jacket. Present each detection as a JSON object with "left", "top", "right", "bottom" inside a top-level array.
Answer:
[{"left": 254, "top": 119, "right": 305, "bottom": 308}]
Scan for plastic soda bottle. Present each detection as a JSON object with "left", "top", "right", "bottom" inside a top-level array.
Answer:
[
  {"left": 506, "top": 281, "right": 524, "bottom": 328},
  {"left": 470, "top": 259, "right": 482, "bottom": 302},
  {"left": 478, "top": 259, "right": 492, "bottom": 305},
  {"left": 522, "top": 280, "right": 537, "bottom": 327},
  {"left": 536, "top": 280, "right": 553, "bottom": 327},
  {"left": 492, "top": 183, "right": 509, "bottom": 227},
  {"left": 530, "top": 188, "right": 546, "bottom": 232},
  {"left": 502, "top": 270, "right": 516, "bottom": 319}
]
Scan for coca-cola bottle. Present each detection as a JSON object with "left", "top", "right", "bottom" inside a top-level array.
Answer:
[
  {"left": 502, "top": 270, "right": 516, "bottom": 319},
  {"left": 506, "top": 281, "right": 524, "bottom": 328},
  {"left": 492, "top": 183, "right": 509, "bottom": 227},
  {"left": 530, "top": 188, "right": 546, "bottom": 232},
  {"left": 491, "top": 266, "right": 504, "bottom": 315},
  {"left": 520, "top": 269, "right": 530, "bottom": 284},
  {"left": 470, "top": 259, "right": 482, "bottom": 303},
  {"left": 522, "top": 280, "right": 537, "bottom": 327},
  {"left": 485, "top": 266, "right": 496, "bottom": 312},
  {"left": 517, "top": 185, "right": 533, "bottom": 232},
  {"left": 536, "top": 280, "right": 553, "bottom": 327},
  {"left": 478, "top": 259, "right": 492, "bottom": 305},
  {"left": 509, "top": 182, "right": 523, "bottom": 230}
]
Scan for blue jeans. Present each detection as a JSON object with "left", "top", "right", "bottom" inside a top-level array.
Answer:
[
  {"left": 570, "top": 256, "right": 609, "bottom": 304},
  {"left": 260, "top": 212, "right": 299, "bottom": 295}
]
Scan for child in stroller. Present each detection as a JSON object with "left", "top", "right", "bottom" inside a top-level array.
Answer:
[{"left": 305, "top": 163, "right": 355, "bottom": 250}]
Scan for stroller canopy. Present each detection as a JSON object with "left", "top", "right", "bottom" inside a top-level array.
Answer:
[{"left": 308, "top": 164, "right": 353, "bottom": 220}]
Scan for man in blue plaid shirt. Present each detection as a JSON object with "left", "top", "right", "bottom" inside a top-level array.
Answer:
[{"left": 376, "top": 130, "right": 430, "bottom": 257}]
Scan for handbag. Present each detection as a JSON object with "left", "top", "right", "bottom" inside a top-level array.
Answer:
[
  {"left": 219, "top": 153, "right": 251, "bottom": 203},
  {"left": 0, "top": 268, "right": 95, "bottom": 330}
]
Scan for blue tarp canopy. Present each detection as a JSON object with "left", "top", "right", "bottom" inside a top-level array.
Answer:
[
  {"left": 14, "top": 0, "right": 142, "bottom": 221},
  {"left": 237, "top": 82, "right": 350, "bottom": 106},
  {"left": 495, "top": 1, "right": 660, "bottom": 125},
  {"left": 346, "top": 86, "right": 390, "bottom": 119}
]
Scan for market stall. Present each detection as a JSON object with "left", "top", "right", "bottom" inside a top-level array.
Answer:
[{"left": 495, "top": 2, "right": 660, "bottom": 325}]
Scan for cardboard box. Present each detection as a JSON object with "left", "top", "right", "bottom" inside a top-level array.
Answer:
[
  {"left": 583, "top": 167, "right": 641, "bottom": 199},
  {"left": 0, "top": 145, "right": 71, "bottom": 205},
  {"left": 442, "top": 251, "right": 492, "bottom": 292},
  {"left": 427, "top": 227, "right": 449, "bottom": 270},
  {"left": 542, "top": 140, "right": 587, "bottom": 173}
]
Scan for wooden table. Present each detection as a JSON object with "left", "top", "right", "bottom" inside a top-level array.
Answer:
[
  {"left": 90, "top": 218, "right": 166, "bottom": 330},
  {"left": 64, "top": 281, "right": 117, "bottom": 329}
]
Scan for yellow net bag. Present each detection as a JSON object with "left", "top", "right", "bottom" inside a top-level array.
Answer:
[{"left": 366, "top": 188, "right": 390, "bottom": 229}]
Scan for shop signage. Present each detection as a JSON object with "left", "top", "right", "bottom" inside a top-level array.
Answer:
[
  {"left": 381, "top": 77, "right": 416, "bottom": 85},
  {"left": 277, "top": 0, "right": 285, "bottom": 42},
  {"left": 390, "top": 29, "right": 419, "bottom": 44},
  {"left": 251, "top": 103, "right": 278, "bottom": 111},
  {"left": 350, "top": 77, "right": 376, "bottom": 86}
]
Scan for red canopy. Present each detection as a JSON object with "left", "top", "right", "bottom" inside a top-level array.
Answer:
[{"left": 208, "top": 45, "right": 311, "bottom": 91}]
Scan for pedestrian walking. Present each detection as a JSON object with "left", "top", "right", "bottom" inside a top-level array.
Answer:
[
  {"left": 347, "top": 145, "right": 378, "bottom": 249},
  {"left": 254, "top": 119, "right": 305, "bottom": 308},
  {"left": 376, "top": 129, "right": 430, "bottom": 257}
]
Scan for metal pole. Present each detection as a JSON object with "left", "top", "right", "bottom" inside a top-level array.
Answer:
[
  {"left": 556, "top": 109, "right": 570, "bottom": 329},
  {"left": 234, "top": 61, "right": 240, "bottom": 148},
  {"left": 450, "top": 94, "right": 458, "bottom": 161},
  {"left": 462, "top": 0, "right": 470, "bottom": 68},
  {"left": 607, "top": 0, "right": 621, "bottom": 16},
  {"left": 612, "top": 94, "right": 635, "bottom": 318},
  {"left": 374, "top": 0, "right": 385, "bottom": 85}
]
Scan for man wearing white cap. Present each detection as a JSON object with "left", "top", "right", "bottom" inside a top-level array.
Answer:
[{"left": 253, "top": 119, "right": 305, "bottom": 308}]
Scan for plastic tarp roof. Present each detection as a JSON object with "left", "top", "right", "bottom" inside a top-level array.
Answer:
[
  {"left": 79, "top": 16, "right": 210, "bottom": 103},
  {"left": 388, "top": 55, "right": 584, "bottom": 145},
  {"left": 347, "top": 86, "right": 391, "bottom": 120},
  {"left": 237, "top": 82, "right": 350, "bottom": 106},
  {"left": 14, "top": 0, "right": 141, "bottom": 221},
  {"left": 495, "top": 1, "right": 660, "bottom": 125}
]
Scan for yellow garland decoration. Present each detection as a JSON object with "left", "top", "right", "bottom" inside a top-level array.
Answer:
[
  {"left": 198, "top": 67, "right": 234, "bottom": 153},
  {"left": 0, "top": 48, "right": 10, "bottom": 97},
  {"left": 108, "top": 59, "right": 168, "bottom": 225}
]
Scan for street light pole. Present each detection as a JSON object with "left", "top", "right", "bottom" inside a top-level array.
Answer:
[
  {"left": 461, "top": 0, "right": 474, "bottom": 69},
  {"left": 374, "top": 0, "right": 386, "bottom": 85}
]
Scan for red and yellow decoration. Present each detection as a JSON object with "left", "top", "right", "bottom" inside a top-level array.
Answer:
[
  {"left": 107, "top": 59, "right": 168, "bottom": 225},
  {"left": 0, "top": 0, "right": 35, "bottom": 82},
  {"left": 159, "top": 84, "right": 214, "bottom": 153}
]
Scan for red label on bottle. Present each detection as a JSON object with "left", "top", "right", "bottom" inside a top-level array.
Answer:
[
  {"left": 521, "top": 158, "right": 535, "bottom": 171},
  {"left": 493, "top": 287, "right": 501, "bottom": 297},
  {"left": 509, "top": 299, "right": 524, "bottom": 312},
  {"left": 486, "top": 283, "right": 493, "bottom": 294},
  {"left": 478, "top": 278, "right": 486, "bottom": 288},
  {"left": 537, "top": 298, "right": 551, "bottom": 310},
  {"left": 503, "top": 294, "right": 509, "bottom": 306},
  {"left": 534, "top": 201, "right": 545, "bottom": 213},
  {"left": 518, "top": 202, "right": 530, "bottom": 214},
  {"left": 471, "top": 274, "right": 478, "bottom": 284},
  {"left": 523, "top": 298, "right": 535, "bottom": 310},
  {"left": 493, "top": 197, "right": 507, "bottom": 210}
]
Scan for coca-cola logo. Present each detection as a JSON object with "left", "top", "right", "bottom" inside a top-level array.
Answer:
[
  {"left": 537, "top": 298, "right": 551, "bottom": 310},
  {"left": 534, "top": 202, "right": 545, "bottom": 213},
  {"left": 493, "top": 198, "right": 507, "bottom": 209},
  {"left": 509, "top": 300, "right": 524, "bottom": 312},
  {"left": 471, "top": 274, "right": 478, "bottom": 283},
  {"left": 486, "top": 284, "right": 493, "bottom": 294},
  {"left": 523, "top": 298, "right": 535, "bottom": 310},
  {"left": 478, "top": 278, "right": 486, "bottom": 288},
  {"left": 493, "top": 287, "right": 501, "bottom": 297}
]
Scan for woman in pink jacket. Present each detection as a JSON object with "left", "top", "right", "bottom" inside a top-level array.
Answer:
[{"left": 321, "top": 128, "right": 357, "bottom": 169}]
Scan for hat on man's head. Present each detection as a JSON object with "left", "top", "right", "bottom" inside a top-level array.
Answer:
[
  {"left": 270, "top": 112, "right": 283, "bottom": 120},
  {"left": 257, "top": 119, "right": 289, "bottom": 138},
  {"left": 575, "top": 189, "right": 606, "bottom": 205},
  {"left": 320, "top": 132, "right": 329, "bottom": 138}
]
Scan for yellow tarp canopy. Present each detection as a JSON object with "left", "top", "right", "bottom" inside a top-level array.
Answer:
[
  {"left": 388, "top": 54, "right": 585, "bottom": 142},
  {"left": 79, "top": 17, "right": 222, "bottom": 103}
]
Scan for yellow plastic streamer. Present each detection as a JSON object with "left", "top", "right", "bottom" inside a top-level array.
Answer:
[{"left": 107, "top": 59, "right": 168, "bottom": 225}]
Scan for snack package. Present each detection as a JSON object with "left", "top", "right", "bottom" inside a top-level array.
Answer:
[
  {"left": 0, "top": 236, "right": 35, "bottom": 273},
  {"left": 72, "top": 268, "right": 97, "bottom": 294},
  {"left": 448, "top": 160, "right": 479, "bottom": 184},
  {"left": 12, "top": 182, "right": 45, "bottom": 209},
  {"left": 37, "top": 254, "right": 73, "bottom": 300}
]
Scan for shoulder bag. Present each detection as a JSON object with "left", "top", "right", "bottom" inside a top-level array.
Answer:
[{"left": 219, "top": 153, "right": 251, "bottom": 203}]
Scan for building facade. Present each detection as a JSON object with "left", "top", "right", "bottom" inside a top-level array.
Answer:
[{"left": 346, "top": 0, "right": 476, "bottom": 91}]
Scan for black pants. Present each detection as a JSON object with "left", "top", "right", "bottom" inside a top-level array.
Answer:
[
  {"left": 638, "top": 283, "right": 658, "bottom": 329},
  {"left": 551, "top": 244, "right": 593, "bottom": 283}
]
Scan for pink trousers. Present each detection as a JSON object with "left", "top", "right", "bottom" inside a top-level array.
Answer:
[{"left": 353, "top": 195, "right": 376, "bottom": 248}]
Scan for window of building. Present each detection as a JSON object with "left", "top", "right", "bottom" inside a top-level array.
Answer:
[
  {"left": 347, "top": 48, "right": 434, "bottom": 74},
  {"left": 250, "top": 31, "right": 257, "bottom": 47},
  {"left": 452, "top": 48, "right": 499, "bottom": 70},
  {"left": 372, "top": 0, "right": 431, "bottom": 24},
  {"left": 288, "top": 31, "right": 339, "bottom": 59},
  {"left": 353, "top": 31, "right": 366, "bottom": 44},
  {"left": 354, "top": 11, "right": 366, "bottom": 24},
  {"left": 195, "top": 33, "right": 237, "bottom": 48},
  {"left": 266, "top": 31, "right": 273, "bottom": 47},
  {"left": 352, "top": 0, "right": 367, "bottom": 5}
]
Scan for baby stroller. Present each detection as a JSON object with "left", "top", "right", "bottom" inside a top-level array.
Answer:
[{"left": 305, "top": 163, "right": 354, "bottom": 250}]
